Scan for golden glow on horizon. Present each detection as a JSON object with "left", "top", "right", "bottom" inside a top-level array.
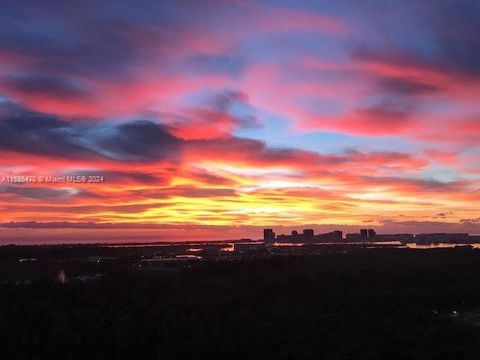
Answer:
[{"left": 2, "top": 161, "right": 475, "bottom": 230}]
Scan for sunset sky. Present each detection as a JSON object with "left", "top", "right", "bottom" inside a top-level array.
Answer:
[{"left": 1, "top": 0, "right": 480, "bottom": 243}]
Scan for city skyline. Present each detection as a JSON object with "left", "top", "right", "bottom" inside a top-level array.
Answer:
[{"left": 1, "top": 0, "right": 480, "bottom": 243}]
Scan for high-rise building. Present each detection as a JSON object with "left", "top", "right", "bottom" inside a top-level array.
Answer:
[
  {"left": 291, "top": 230, "right": 299, "bottom": 242},
  {"left": 303, "top": 229, "right": 314, "bottom": 242},
  {"left": 316, "top": 231, "right": 343, "bottom": 242},
  {"left": 346, "top": 233, "right": 363, "bottom": 242},
  {"left": 360, "top": 229, "right": 368, "bottom": 240},
  {"left": 368, "top": 229, "right": 376, "bottom": 241},
  {"left": 333, "top": 230, "right": 343, "bottom": 241},
  {"left": 347, "top": 229, "right": 376, "bottom": 244},
  {"left": 263, "top": 229, "right": 276, "bottom": 242}
]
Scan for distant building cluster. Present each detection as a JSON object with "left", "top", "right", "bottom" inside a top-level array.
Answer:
[
  {"left": 263, "top": 228, "right": 480, "bottom": 245},
  {"left": 414, "top": 233, "right": 480, "bottom": 244},
  {"left": 345, "top": 229, "right": 376, "bottom": 242},
  {"left": 264, "top": 228, "right": 342, "bottom": 243}
]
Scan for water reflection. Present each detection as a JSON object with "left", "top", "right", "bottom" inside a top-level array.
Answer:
[
  {"left": 101, "top": 241, "right": 480, "bottom": 251},
  {"left": 405, "top": 243, "right": 480, "bottom": 249}
]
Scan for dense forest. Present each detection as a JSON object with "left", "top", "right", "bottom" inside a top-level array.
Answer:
[{"left": 2, "top": 249, "right": 480, "bottom": 359}]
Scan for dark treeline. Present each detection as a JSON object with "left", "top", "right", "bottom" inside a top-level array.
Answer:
[{"left": 2, "top": 249, "right": 480, "bottom": 359}]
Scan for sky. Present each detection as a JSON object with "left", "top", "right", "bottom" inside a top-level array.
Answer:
[{"left": 1, "top": 0, "right": 480, "bottom": 243}]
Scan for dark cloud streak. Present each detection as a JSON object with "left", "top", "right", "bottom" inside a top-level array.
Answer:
[{"left": 0, "top": 104, "right": 181, "bottom": 163}]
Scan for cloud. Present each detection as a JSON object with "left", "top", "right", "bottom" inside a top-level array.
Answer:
[
  {"left": 425, "top": 1, "right": 480, "bottom": 78},
  {"left": 424, "top": 149, "right": 457, "bottom": 165},
  {"left": 186, "top": 54, "right": 246, "bottom": 77},
  {"left": 169, "top": 90, "right": 259, "bottom": 140},
  {"left": 460, "top": 218, "right": 480, "bottom": 225},
  {"left": 95, "top": 120, "right": 180, "bottom": 162},
  {"left": 184, "top": 170, "right": 236, "bottom": 186},
  {"left": 347, "top": 0, "right": 480, "bottom": 79},
  {"left": 0, "top": 186, "right": 97, "bottom": 201},
  {"left": 304, "top": 103, "right": 417, "bottom": 136},
  {"left": 376, "top": 77, "right": 440, "bottom": 96},
  {"left": 0, "top": 0, "right": 479, "bottom": 237},
  {"left": 0, "top": 221, "right": 161, "bottom": 229},
  {"left": 2, "top": 74, "right": 92, "bottom": 100},
  {"left": 0, "top": 1, "right": 343, "bottom": 117},
  {"left": 0, "top": 104, "right": 181, "bottom": 162},
  {"left": 134, "top": 186, "right": 237, "bottom": 199}
]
